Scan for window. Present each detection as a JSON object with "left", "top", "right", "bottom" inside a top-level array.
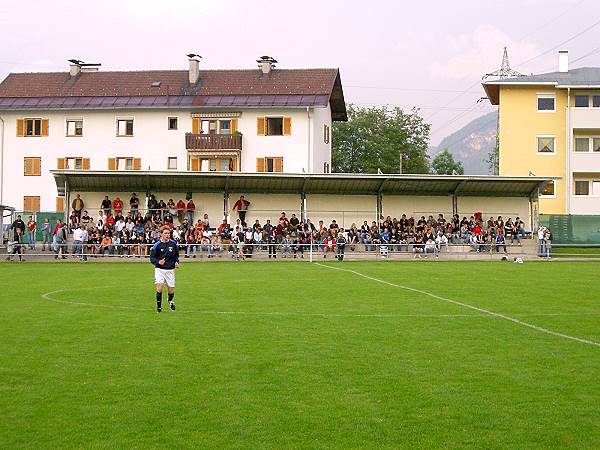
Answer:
[
  {"left": 575, "top": 180, "right": 589, "bottom": 195},
  {"left": 593, "top": 96, "right": 600, "bottom": 108},
  {"left": 23, "top": 196, "right": 40, "bottom": 212},
  {"left": 256, "top": 157, "right": 283, "bottom": 172},
  {"left": 168, "top": 117, "right": 178, "bottom": 130},
  {"left": 540, "top": 180, "right": 555, "bottom": 197},
  {"left": 323, "top": 124, "right": 330, "bottom": 144},
  {"left": 66, "top": 157, "right": 83, "bottom": 169},
  {"left": 594, "top": 138, "right": 600, "bottom": 152},
  {"left": 257, "top": 117, "right": 291, "bottom": 136},
  {"left": 168, "top": 157, "right": 177, "bottom": 170},
  {"left": 66, "top": 119, "right": 83, "bottom": 136},
  {"left": 593, "top": 181, "right": 600, "bottom": 196},
  {"left": 537, "top": 136, "right": 555, "bottom": 153},
  {"left": 57, "top": 157, "right": 89, "bottom": 170},
  {"left": 17, "top": 118, "right": 48, "bottom": 137},
  {"left": 537, "top": 95, "right": 555, "bottom": 112},
  {"left": 24, "top": 157, "right": 41, "bottom": 176},
  {"left": 116, "top": 119, "right": 134, "bottom": 136},
  {"left": 219, "top": 120, "right": 231, "bottom": 135},
  {"left": 191, "top": 157, "right": 234, "bottom": 172},
  {"left": 574, "top": 95, "right": 589, "bottom": 108},
  {"left": 267, "top": 117, "right": 283, "bottom": 135},
  {"left": 26, "top": 118, "right": 42, "bottom": 136},
  {"left": 575, "top": 137, "right": 589, "bottom": 152},
  {"left": 323, "top": 162, "right": 330, "bottom": 173},
  {"left": 108, "top": 157, "right": 141, "bottom": 170},
  {"left": 191, "top": 118, "right": 238, "bottom": 135}
]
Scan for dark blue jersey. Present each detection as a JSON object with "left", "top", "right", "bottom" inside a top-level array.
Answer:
[{"left": 150, "top": 239, "right": 179, "bottom": 269}]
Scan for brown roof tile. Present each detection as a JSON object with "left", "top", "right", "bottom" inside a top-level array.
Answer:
[{"left": 0, "top": 68, "right": 339, "bottom": 98}]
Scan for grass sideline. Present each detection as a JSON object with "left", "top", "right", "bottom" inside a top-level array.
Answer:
[{"left": 2, "top": 261, "right": 600, "bottom": 449}]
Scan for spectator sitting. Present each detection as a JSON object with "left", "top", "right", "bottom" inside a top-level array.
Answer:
[
  {"left": 323, "top": 233, "right": 336, "bottom": 258},
  {"left": 495, "top": 230, "right": 507, "bottom": 253}
]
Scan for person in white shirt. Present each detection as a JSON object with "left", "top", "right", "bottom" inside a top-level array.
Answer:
[{"left": 115, "top": 218, "right": 126, "bottom": 234}]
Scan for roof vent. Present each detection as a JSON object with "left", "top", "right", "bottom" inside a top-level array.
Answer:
[
  {"left": 187, "top": 53, "right": 201, "bottom": 84},
  {"left": 257, "top": 56, "right": 277, "bottom": 75}
]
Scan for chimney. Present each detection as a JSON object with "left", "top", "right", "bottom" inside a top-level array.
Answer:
[
  {"left": 559, "top": 50, "right": 569, "bottom": 73},
  {"left": 68, "top": 59, "right": 83, "bottom": 77},
  {"left": 257, "top": 56, "right": 277, "bottom": 75},
  {"left": 187, "top": 54, "right": 201, "bottom": 84}
]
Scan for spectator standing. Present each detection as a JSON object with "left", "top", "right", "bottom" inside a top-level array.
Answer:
[
  {"left": 26, "top": 215, "right": 36, "bottom": 250},
  {"left": 6, "top": 228, "right": 24, "bottom": 261},
  {"left": 233, "top": 195, "right": 250, "bottom": 226},
  {"left": 544, "top": 227, "right": 552, "bottom": 258},
  {"left": 41, "top": 218, "right": 51, "bottom": 251},
  {"left": 71, "top": 194, "right": 84, "bottom": 223},
  {"left": 129, "top": 193, "right": 140, "bottom": 217},
  {"left": 101, "top": 196, "right": 112, "bottom": 216},
  {"left": 336, "top": 229, "right": 347, "bottom": 261},
  {"left": 186, "top": 199, "right": 195, "bottom": 224},
  {"left": 11, "top": 215, "right": 26, "bottom": 234},
  {"left": 113, "top": 197, "right": 124, "bottom": 216},
  {"left": 53, "top": 220, "right": 68, "bottom": 259}
]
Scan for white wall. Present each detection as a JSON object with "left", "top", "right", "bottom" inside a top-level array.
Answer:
[
  {"left": 0, "top": 106, "right": 326, "bottom": 211},
  {"left": 306, "top": 194, "right": 377, "bottom": 229},
  {"left": 457, "top": 197, "right": 531, "bottom": 226},
  {"left": 382, "top": 196, "right": 453, "bottom": 219},
  {"left": 311, "top": 105, "right": 332, "bottom": 173}
]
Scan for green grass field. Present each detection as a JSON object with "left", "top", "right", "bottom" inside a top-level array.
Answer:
[{"left": 2, "top": 260, "right": 600, "bottom": 449}]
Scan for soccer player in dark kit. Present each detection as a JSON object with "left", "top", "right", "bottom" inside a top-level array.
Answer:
[{"left": 150, "top": 226, "right": 180, "bottom": 313}]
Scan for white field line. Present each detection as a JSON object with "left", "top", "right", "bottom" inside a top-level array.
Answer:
[
  {"left": 41, "top": 288, "right": 600, "bottom": 320},
  {"left": 314, "top": 262, "right": 600, "bottom": 348}
]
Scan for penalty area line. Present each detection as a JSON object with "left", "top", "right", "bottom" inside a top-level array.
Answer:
[{"left": 314, "top": 262, "right": 600, "bottom": 349}]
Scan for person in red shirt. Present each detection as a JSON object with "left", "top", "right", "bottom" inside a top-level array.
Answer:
[
  {"left": 186, "top": 199, "right": 195, "bottom": 224},
  {"left": 232, "top": 195, "right": 250, "bottom": 226},
  {"left": 27, "top": 215, "right": 37, "bottom": 250},
  {"left": 113, "top": 197, "right": 123, "bottom": 216},
  {"left": 176, "top": 199, "right": 186, "bottom": 224},
  {"left": 105, "top": 213, "right": 116, "bottom": 229},
  {"left": 323, "top": 233, "right": 336, "bottom": 258}
]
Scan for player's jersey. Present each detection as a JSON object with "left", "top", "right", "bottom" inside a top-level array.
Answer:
[{"left": 150, "top": 239, "right": 179, "bottom": 269}]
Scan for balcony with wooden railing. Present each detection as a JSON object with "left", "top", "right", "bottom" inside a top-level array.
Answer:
[{"left": 185, "top": 133, "right": 243, "bottom": 150}]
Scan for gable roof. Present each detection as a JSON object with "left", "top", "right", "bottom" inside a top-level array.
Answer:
[
  {"left": 483, "top": 67, "right": 600, "bottom": 104},
  {"left": 0, "top": 68, "right": 347, "bottom": 120}
]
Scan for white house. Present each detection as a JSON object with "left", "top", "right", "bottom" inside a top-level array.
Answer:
[{"left": 0, "top": 56, "right": 347, "bottom": 212}]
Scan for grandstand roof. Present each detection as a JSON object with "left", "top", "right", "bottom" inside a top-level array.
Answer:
[{"left": 51, "top": 171, "right": 556, "bottom": 198}]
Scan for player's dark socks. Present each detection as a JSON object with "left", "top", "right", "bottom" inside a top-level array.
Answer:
[{"left": 156, "top": 292, "right": 162, "bottom": 312}]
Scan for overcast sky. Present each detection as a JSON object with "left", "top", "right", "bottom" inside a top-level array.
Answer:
[{"left": 1, "top": 0, "right": 599, "bottom": 145}]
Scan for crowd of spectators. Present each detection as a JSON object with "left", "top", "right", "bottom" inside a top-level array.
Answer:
[{"left": 9, "top": 192, "right": 530, "bottom": 261}]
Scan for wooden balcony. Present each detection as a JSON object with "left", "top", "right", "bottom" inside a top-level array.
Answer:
[{"left": 185, "top": 133, "right": 242, "bottom": 150}]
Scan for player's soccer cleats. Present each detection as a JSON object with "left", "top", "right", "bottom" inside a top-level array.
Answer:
[
  {"left": 169, "top": 301, "right": 176, "bottom": 311},
  {"left": 157, "top": 307, "right": 162, "bottom": 313}
]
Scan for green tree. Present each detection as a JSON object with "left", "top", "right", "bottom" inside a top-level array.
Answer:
[
  {"left": 431, "top": 149, "right": 464, "bottom": 175},
  {"left": 332, "top": 105, "right": 430, "bottom": 174},
  {"left": 487, "top": 140, "right": 499, "bottom": 175}
]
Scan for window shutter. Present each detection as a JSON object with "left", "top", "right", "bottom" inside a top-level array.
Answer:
[
  {"left": 192, "top": 117, "right": 200, "bottom": 134},
  {"left": 274, "top": 157, "right": 283, "bottom": 173},
  {"left": 24, "top": 158, "right": 31, "bottom": 176},
  {"left": 191, "top": 158, "right": 200, "bottom": 171},
  {"left": 16, "top": 119, "right": 24, "bottom": 137},
  {"left": 24, "top": 196, "right": 40, "bottom": 212},
  {"left": 41, "top": 119, "right": 49, "bottom": 136},
  {"left": 108, "top": 158, "right": 117, "bottom": 170},
  {"left": 231, "top": 158, "right": 238, "bottom": 172},
  {"left": 82, "top": 158, "right": 90, "bottom": 170},
  {"left": 256, "top": 158, "right": 265, "bottom": 172},
  {"left": 231, "top": 119, "right": 238, "bottom": 133},
  {"left": 257, "top": 117, "right": 266, "bottom": 136},
  {"left": 34, "top": 157, "right": 41, "bottom": 175},
  {"left": 133, "top": 158, "right": 142, "bottom": 170},
  {"left": 283, "top": 117, "right": 291, "bottom": 136},
  {"left": 56, "top": 197, "right": 65, "bottom": 212},
  {"left": 57, "top": 158, "right": 66, "bottom": 169}
]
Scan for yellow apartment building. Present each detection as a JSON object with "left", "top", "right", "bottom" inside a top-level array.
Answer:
[{"left": 483, "top": 51, "right": 600, "bottom": 215}]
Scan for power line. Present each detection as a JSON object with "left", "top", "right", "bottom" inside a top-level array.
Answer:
[
  {"left": 513, "top": 17, "right": 600, "bottom": 69},
  {"left": 515, "top": 0, "right": 588, "bottom": 42}
]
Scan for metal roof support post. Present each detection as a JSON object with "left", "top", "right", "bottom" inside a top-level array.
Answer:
[
  {"left": 529, "top": 185, "right": 540, "bottom": 233},
  {"left": 223, "top": 176, "right": 230, "bottom": 223},
  {"left": 376, "top": 178, "right": 389, "bottom": 225},
  {"left": 300, "top": 191, "right": 307, "bottom": 222},
  {"left": 452, "top": 181, "right": 467, "bottom": 216},
  {"left": 64, "top": 180, "right": 70, "bottom": 226}
]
